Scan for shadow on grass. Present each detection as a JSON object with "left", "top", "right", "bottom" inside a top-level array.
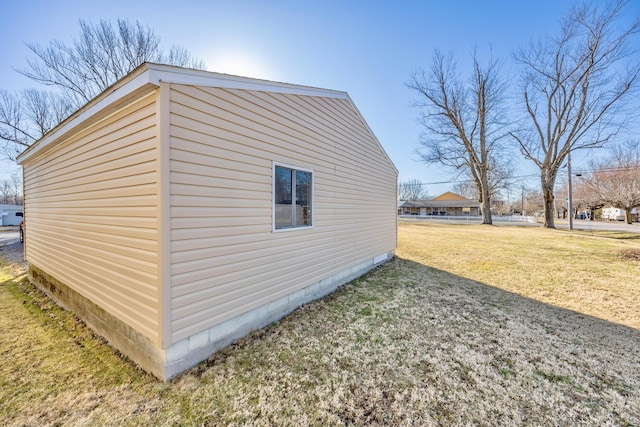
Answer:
[
  {"left": 175, "top": 256, "right": 640, "bottom": 425},
  {"left": 1, "top": 254, "right": 639, "bottom": 425},
  {"left": 589, "top": 231, "right": 640, "bottom": 241},
  {"left": 392, "top": 254, "right": 639, "bottom": 332}
]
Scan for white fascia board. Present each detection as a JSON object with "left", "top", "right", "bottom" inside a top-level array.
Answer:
[
  {"left": 17, "top": 71, "right": 153, "bottom": 165},
  {"left": 343, "top": 93, "right": 398, "bottom": 175},
  {"left": 145, "top": 63, "right": 348, "bottom": 99},
  {"left": 17, "top": 63, "right": 349, "bottom": 165}
]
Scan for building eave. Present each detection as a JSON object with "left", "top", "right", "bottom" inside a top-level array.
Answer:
[
  {"left": 17, "top": 63, "right": 350, "bottom": 165},
  {"left": 145, "top": 63, "right": 348, "bottom": 99}
]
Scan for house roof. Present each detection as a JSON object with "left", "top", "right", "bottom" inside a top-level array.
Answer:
[
  {"left": 432, "top": 191, "right": 467, "bottom": 201},
  {"left": 18, "top": 63, "right": 397, "bottom": 174},
  {"left": 401, "top": 192, "right": 479, "bottom": 208},
  {"left": 402, "top": 199, "right": 479, "bottom": 208}
]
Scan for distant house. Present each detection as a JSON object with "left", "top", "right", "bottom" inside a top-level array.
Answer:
[
  {"left": 17, "top": 63, "right": 398, "bottom": 380},
  {"left": 399, "top": 192, "right": 480, "bottom": 216},
  {"left": 0, "top": 204, "right": 23, "bottom": 226}
]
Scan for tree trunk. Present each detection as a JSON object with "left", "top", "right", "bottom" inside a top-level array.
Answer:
[
  {"left": 624, "top": 209, "right": 632, "bottom": 224},
  {"left": 481, "top": 197, "right": 492, "bottom": 224},
  {"left": 541, "top": 174, "right": 556, "bottom": 228},
  {"left": 480, "top": 184, "right": 493, "bottom": 225}
]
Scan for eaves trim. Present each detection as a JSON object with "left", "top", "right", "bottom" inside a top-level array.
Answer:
[{"left": 17, "top": 63, "right": 350, "bottom": 165}]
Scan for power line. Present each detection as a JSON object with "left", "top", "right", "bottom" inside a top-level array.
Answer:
[
  {"left": 571, "top": 165, "right": 640, "bottom": 175},
  {"left": 410, "top": 165, "right": 639, "bottom": 187},
  {"left": 407, "top": 172, "right": 540, "bottom": 187}
]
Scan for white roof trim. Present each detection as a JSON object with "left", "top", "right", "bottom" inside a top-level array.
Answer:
[
  {"left": 18, "top": 63, "right": 348, "bottom": 164},
  {"left": 145, "top": 63, "right": 348, "bottom": 99},
  {"left": 18, "top": 72, "right": 152, "bottom": 164},
  {"left": 343, "top": 93, "right": 398, "bottom": 175}
]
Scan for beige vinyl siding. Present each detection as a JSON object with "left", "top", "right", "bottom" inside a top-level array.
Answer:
[
  {"left": 22, "top": 92, "right": 161, "bottom": 343},
  {"left": 169, "top": 83, "right": 396, "bottom": 343}
]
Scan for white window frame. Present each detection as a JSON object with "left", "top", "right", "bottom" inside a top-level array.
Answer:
[{"left": 272, "top": 161, "right": 314, "bottom": 232}]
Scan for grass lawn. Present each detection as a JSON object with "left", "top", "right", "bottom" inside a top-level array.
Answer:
[{"left": 1, "top": 222, "right": 639, "bottom": 425}]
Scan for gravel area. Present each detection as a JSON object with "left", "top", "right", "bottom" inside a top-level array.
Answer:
[{"left": 0, "top": 231, "right": 26, "bottom": 277}]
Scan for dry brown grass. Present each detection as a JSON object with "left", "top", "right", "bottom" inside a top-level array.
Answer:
[
  {"left": 1, "top": 223, "right": 639, "bottom": 425},
  {"left": 619, "top": 248, "right": 640, "bottom": 261},
  {"left": 397, "top": 221, "right": 640, "bottom": 330}
]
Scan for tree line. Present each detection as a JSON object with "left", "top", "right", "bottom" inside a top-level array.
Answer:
[
  {"left": 406, "top": 0, "right": 640, "bottom": 228},
  {"left": 399, "top": 138, "right": 640, "bottom": 224},
  {"left": 0, "top": 18, "right": 204, "bottom": 161},
  {"left": 573, "top": 140, "right": 640, "bottom": 223},
  {"left": 0, "top": 172, "right": 23, "bottom": 205}
]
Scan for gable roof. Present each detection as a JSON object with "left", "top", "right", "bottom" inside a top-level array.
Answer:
[
  {"left": 401, "top": 192, "right": 479, "bottom": 209},
  {"left": 402, "top": 199, "right": 479, "bottom": 209},
  {"left": 17, "top": 63, "right": 397, "bottom": 174},
  {"left": 432, "top": 191, "right": 466, "bottom": 201}
]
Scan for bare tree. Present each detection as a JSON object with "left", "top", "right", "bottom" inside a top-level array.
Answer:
[
  {"left": 511, "top": 0, "right": 640, "bottom": 228},
  {"left": 11, "top": 172, "right": 23, "bottom": 205},
  {"left": 453, "top": 155, "right": 514, "bottom": 202},
  {"left": 398, "top": 179, "right": 428, "bottom": 201},
  {"left": 19, "top": 19, "right": 205, "bottom": 107},
  {"left": 452, "top": 181, "right": 478, "bottom": 200},
  {"left": 407, "top": 50, "right": 512, "bottom": 225},
  {"left": 0, "top": 90, "right": 30, "bottom": 159},
  {"left": 524, "top": 189, "right": 545, "bottom": 217},
  {"left": 0, "top": 89, "right": 74, "bottom": 159},
  {"left": 572, "top": 177, "right": 605, "bottom": 219},
  {"left": 0, "top": 180, "right": 10, "bottom": 204},
  {"left": 0, "top": 172, "right": 22, "bottom": 205},
  {"left": 586, "top": 141, "right": 640, "bottom": 223},
  {"left": 1, "top": 19, "right": 205, "bottom": 159}
]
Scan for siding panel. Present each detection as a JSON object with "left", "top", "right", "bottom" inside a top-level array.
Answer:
[
  {"left": 22, "top": 94, "right": 160, "bottom": 344},
  {"left": 169, "top": 84, "right": 397, "bottom": 343}
]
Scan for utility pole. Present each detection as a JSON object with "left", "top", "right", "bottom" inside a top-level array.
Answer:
[{"left": 568, "top": 151, "right": 573, "bottom": 231}]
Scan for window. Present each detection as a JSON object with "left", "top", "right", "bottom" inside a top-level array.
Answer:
[{"left": 274, "top": 164, "right": 312, "bottom": 230}]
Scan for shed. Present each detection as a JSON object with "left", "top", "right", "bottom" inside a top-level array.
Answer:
[
  {"left": 0, "top": 204, "right": 24, "bottom": 226},
  {"left": 17, "top": 63, "right": 398, "bottom": 380}
]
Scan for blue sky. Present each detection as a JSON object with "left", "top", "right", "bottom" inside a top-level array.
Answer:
[{"left": 2, "top": 0, "right": 639, "bottom": 197}]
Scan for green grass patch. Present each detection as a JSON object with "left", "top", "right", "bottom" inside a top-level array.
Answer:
[{"left": 535, "top": 369, "right": 573, "bottom": 385}]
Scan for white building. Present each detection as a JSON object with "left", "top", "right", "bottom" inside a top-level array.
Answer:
[
  {"left": 601, "top": 207, "right": 638, "bottom": 221},
  {"left": 0, "top": 204, "right": 23, "bottom": 226}
]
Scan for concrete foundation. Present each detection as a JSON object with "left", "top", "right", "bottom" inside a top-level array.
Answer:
[
  {"left": 27, "top": 250, "right": 394, "bottom": 380},
  {"left": 28, "top": 264, "right": 167, "bottom": 379}
]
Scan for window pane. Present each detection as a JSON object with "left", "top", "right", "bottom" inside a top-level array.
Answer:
[
  {"left": 296, "top": 170, "right": 312, "bottom": 227},
  {"left": 275, "top": 166, "right": 293, "bottom": 229}
]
